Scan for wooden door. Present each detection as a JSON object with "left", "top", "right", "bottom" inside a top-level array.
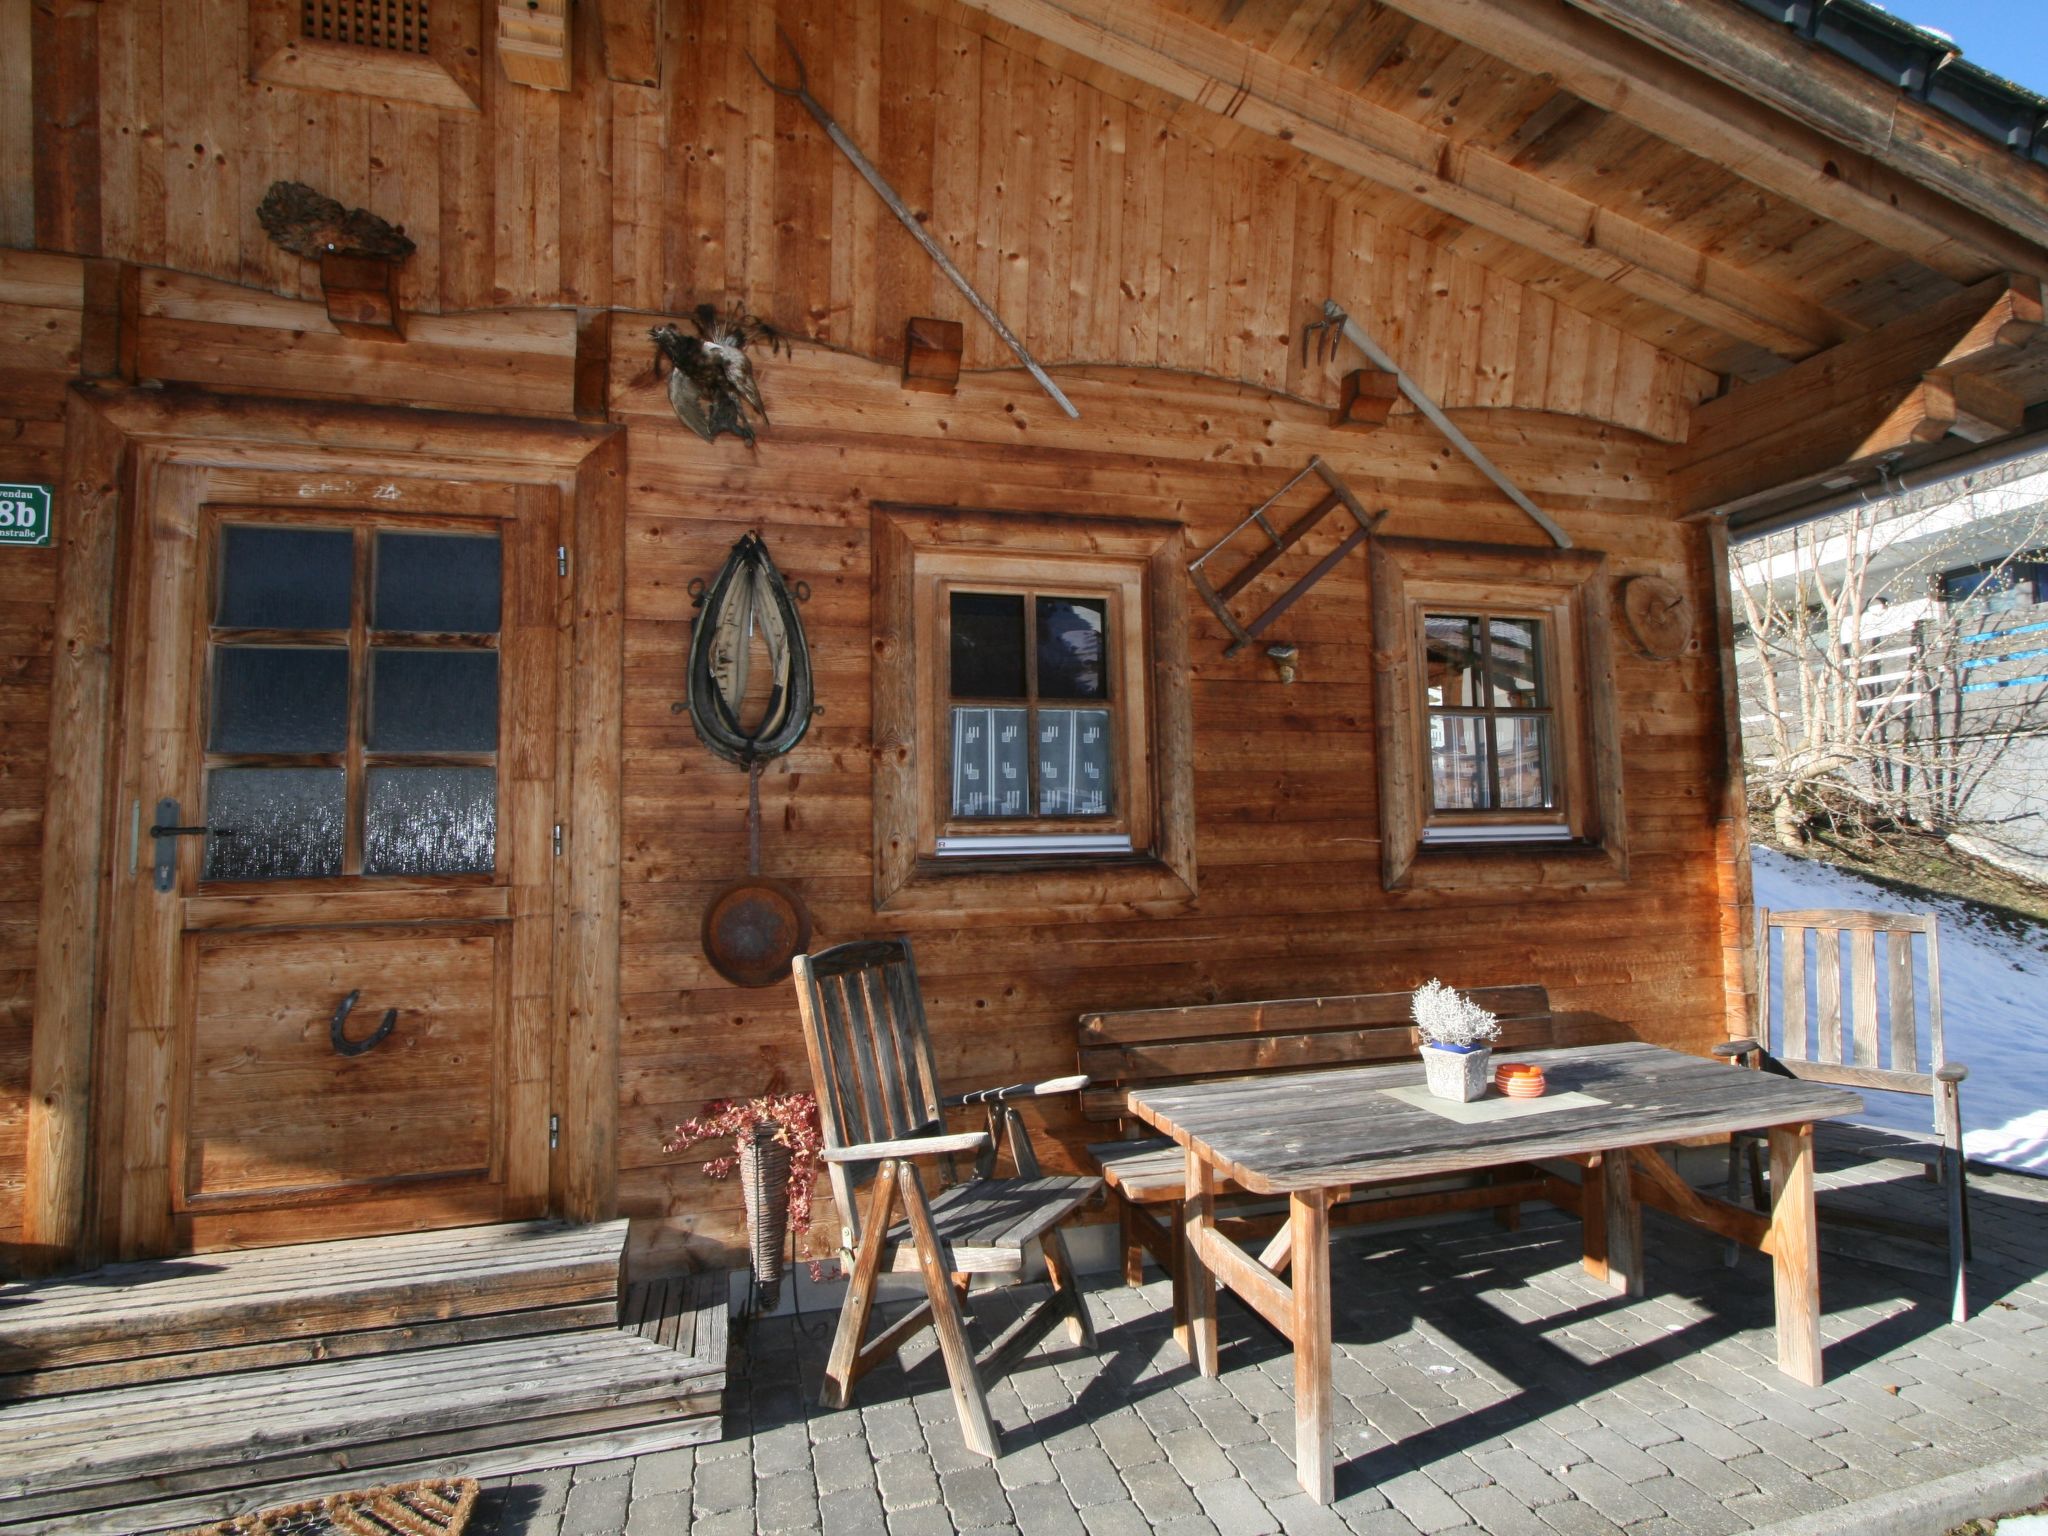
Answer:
[{"left": 99, "top": 463, "right": 562, "bottom": 1254}]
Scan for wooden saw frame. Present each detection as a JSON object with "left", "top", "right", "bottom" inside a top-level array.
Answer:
[{"left": 1188, "top": 457, "right": 1383, "bottom": 658}]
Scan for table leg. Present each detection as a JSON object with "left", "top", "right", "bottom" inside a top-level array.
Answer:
[
  {"left": 1291, "top": 1187, "right": 1335, "bottom": 1505},
  {"left": 1579, "top": 1153, "right": 1608, "bottom": 1284},
  {"left": 1182, "top": 1147, "right": 1218, "bottom": 1377},
  {"left": 1768, "top": 1122, "right": 1823, "bottom": 1387},
  {"left": 1604, "top": 1147, "right": 1644, "bottom": 1298}
]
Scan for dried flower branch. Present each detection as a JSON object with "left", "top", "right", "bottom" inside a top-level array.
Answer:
[
  {"left": 664, "top": 1076, "right": 827, "bottom": 1275},
  {"left": 1411, "top": 979, "right": 1501, "bottom": 1049}
]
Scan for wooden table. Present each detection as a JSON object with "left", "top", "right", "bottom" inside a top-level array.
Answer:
[{"left": 1127, "top": 1039, "right": 1863, "bottom": 1504}]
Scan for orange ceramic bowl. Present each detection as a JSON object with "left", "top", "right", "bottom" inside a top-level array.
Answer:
[{"left": 1493, "top": 1062, "right": 1547, "bottom": 1098}]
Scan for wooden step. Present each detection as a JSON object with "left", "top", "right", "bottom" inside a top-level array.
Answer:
[
  {"left": 0, "top": 1219, "right": 630, "bottom": 1398},
  {"left": 0, "top": 1273, "right": 730, "bottom": 1536}
]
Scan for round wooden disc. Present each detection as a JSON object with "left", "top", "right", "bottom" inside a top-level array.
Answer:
[
  {"left": 1621, "top": 575, "right": 1694, "bottom": 660},
  {"left": 701, "top": 875, "right": 814, "bottom": 988}
]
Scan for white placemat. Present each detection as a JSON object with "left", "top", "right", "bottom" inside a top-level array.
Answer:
[{"left": 1379, "top": 1083, "right": 1607, "bottom": 1123}]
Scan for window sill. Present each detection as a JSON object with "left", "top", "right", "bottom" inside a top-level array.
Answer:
[
  {"left": 876, "top": 850, "right": 1197, "bottom": 915},
  {"left": 1399, "top": 837, "right": 1629, "bottom": 894}
]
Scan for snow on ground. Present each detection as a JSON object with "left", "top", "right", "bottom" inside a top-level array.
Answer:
[{"left": 1753, "top": 846, "right": 2048, "bottom": 1173}]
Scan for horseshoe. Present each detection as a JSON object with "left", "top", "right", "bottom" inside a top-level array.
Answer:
[{"left": 329, "top": 989, "right": 399, "bottom": 1058}]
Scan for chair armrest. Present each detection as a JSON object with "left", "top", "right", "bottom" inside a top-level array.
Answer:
[
  {"left": 942, "top": 1074, "right": 1092, "bottom": 1108},
  {"left": 820, "top": 1131, "right": 992, "bottom": 1164},
  {"left": 1935, "top": 1063, "right": 1969, "bottom": 1085},
  {"left": 1711, "top": 1038, "right": 1763, "bottom": 1062}
]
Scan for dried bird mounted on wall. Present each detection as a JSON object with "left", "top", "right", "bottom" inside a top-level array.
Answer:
[
  {"left": 650, "top": 303, "right": 788, "bottom": 447},
  {"left": 256, "top": 181, "right": 417, "bottom": 262}
]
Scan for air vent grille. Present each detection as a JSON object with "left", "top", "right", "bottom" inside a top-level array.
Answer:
[{"left": 300, "top": 0, "right": 430, "bottom": 55}]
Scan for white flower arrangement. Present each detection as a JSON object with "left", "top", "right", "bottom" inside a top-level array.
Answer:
[{"left": 1410, "top": 979, "right": 1501, "bottom": 1051}]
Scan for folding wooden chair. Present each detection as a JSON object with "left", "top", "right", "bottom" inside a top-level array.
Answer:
[
  {"left": 1717, "top": 908, "right": 1969, "bottom": 1322},
  {"left": 791, "top": 938, "right": 1100, "bottom": 1457}
]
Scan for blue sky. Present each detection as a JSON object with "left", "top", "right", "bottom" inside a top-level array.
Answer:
[{"left": 1873, "top": 0, "right": 2048, "bottom": 96}]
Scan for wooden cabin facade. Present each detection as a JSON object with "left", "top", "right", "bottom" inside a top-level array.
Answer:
[{"left": 3, "top": 0, "right": 2046, "bottom": 1277}]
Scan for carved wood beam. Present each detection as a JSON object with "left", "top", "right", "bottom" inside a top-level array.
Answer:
[
  {"left": 955, "top": 0, "right": 1858, "bottom": 358},
  {"left": 1677, "top": 275, "right": 2046, "bottom": 515},
  {"left": 1565, "top": 0, "right": 2048, "bottom": 258},
  {"left": 1376, "top": 0, "right": 2048, "bottom": 286}
]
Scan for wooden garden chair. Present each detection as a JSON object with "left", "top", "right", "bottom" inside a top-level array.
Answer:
[
  {"left": 1716, "top": 908, "right": 1969, "bottom": 1321},
  {"left": 791, "top": 938, "right": 1100, "bottom": 1457}
]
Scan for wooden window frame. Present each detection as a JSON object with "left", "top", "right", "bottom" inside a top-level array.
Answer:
[
  {"left": 1370, "top": 536, "right": 1627, "bottom": 891},
  {"left": 250, "top": 0, "right": 483, "bottom": 111},
  {"left": 872, "top": 504, "right": 1196, "bottom": 913}
]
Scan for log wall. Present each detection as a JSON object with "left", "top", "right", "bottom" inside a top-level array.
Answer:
[{"left": 0, "top": 0, "right": 1741, "bottom": 1267}]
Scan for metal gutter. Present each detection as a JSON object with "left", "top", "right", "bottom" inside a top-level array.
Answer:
[{"left": 1723, "top": 427, "right": 2048, "bottom": 543}]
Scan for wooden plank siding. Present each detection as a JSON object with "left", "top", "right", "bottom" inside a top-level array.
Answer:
[{"left": 0, "top": 0, "right": 1829, "bottom": 1271}]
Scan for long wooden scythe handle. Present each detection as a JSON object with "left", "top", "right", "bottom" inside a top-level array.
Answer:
[{"left": 746, "top": 29, "right": 1082, "bottom": 420}]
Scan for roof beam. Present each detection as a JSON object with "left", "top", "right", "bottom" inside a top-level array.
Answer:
[
  {"left": 1377, "top": 0, "right": 2048, "bottom": 286},
  {"left": 1566, "top": 0, "right": 2048, "bottom": 259},
  {"left": 954, "top": 0, "right": 1859, "bottom": 359},
  {"left": 1677, "top": 275, "right": 2046, "bottom": 515}
]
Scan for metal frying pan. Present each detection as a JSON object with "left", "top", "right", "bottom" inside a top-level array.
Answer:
[{"left": 688, "top": 535, "right": 817, "bottom": 988}]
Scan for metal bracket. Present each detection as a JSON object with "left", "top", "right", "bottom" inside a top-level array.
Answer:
[
  {"left": 149, "top": 798, "right": 234, "bottom": 892},
  {"left": 1187, "top": 458, "right": 1384, "bottom": 658}
]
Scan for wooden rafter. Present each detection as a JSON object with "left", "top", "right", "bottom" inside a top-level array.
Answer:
[
  {"left": 956, "top": 0, "right": 1861, "bottom": 358},
  {"left": 1567, "top": 0, "right": 2048, "bottom": 258},
  {"left": 1678, "top": 274, "right": 2047, "bottom": 514},
  {"left": 1375, "top": 0, "right": 2048, "bottom": 286}
]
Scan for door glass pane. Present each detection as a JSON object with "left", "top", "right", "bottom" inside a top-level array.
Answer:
[
  {"left": 203, "top": 768, "right": 346, "bottom": 879},
  {"left": 369, "top": 649, "right": 499, "bottom": 752},
  {"left": 364, "top": 766, "right": 497, "bottom": 875},
  {"left": 211, "top": 647, "right": 349, "bottom": 753},
  {"left": 216, "top": 525, "right": 353, "bottom": 630},
  {"left": 1036, "top": 597, "right": 1107, "bottom": 699},
  {"left": 949, "top": 592, "right": 1026, "bottom": 699},
  {"left": 950, "top": 706, "right": 1028, "bottom": 818},
  {"left": 1487, "top": 618, "right": 1546, "bottom": 708},
  {"left": 1425, "top": 616, "right": 1483, "bottom": 706},
  {"left": 1429, "top": 715, "right": 1492, "bottom": 810},
  {"left": 1493, "top": 715, "right": 1554, "bottom": 809},
  {"left": 1038, "top": 707, "right": 1113, "bottom": 817},
  {"left": 374, "top": 531, "right": 503, "bottom": 634}
]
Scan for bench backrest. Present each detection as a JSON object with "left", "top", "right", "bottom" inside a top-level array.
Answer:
[
  {"left": 1077, "top": 984, "right": 1575, "bottom": 1126},
  {"left": 1759, "top": 907, "right": 1946, "bottom": 1111}
]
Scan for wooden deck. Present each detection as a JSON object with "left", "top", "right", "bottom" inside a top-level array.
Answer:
[{"left": 0, "top": 1222, "right": 729, "bottom": 1536}]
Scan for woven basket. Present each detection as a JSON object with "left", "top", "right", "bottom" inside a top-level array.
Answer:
[{"left": 738, "top": 1121, "right": 793, "bottom": 1312}]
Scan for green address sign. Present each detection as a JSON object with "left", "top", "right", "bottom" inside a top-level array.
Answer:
[{"left": 0, "top": 485, "right": 53, "bottom": 548}]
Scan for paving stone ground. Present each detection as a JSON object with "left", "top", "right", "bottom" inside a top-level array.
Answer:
[{"left": 471, "top": 1133, "right": 2048, "bottom": 1535}]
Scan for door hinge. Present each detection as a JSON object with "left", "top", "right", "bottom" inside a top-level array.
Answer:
[
  {"left": 549, "top": 1113, "right": 560, "bottom": 1151},
  {"left": 557, "top": 545, "right": 568, "bottom": 578},
  {"left": 552, "top": 824, "right": 563, "bottom": 857}
]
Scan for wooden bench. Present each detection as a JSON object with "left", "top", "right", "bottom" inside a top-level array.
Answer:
[{"left": 1077, "top": 986, "right": 1639, "bottom": 1310}]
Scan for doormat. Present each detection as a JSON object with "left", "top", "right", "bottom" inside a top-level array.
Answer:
[{"left": 174, "top": 1477, "right": 478, "bottom": 1536}]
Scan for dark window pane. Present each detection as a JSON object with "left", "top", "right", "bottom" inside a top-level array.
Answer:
[
  {"left": 1493, "top": 715, "right": 1554, "bottom": 809},
  {"left": 216, "top": 525, "right": 353, "bottom": 631},
  {"left": 1424, "top": 616, "right": 1483, "bottom": 707},
  {"left": 374, "top": 531, "right": 502, "bottom": 634},
  {"left": 211, "top": 646, "right": 349, "bottom": 753},
  {"left": 369, "top": 649, "right": 499, "bottom": 752},
  {"left": 364, "top": 766, "right": 497, "bottom": 875},
  {"left": 1487, "top": 618, "right": 1546, "bottom": 708},
  {"left": 1038, "top": 707, "right": 1113, "bottom": 817},
  {"left": 950, "top": 706, "right": 1028, "bottom": 818},
  {"left": 203, "top": 768, "right": 346, "bottom": 880},
  {"left": 1037, "top": 597, "right": 1107, "bottom": 700},
  {"left": 949, "top": 592, "right": 1026, "bottom": 699},
  {"left": 1429, "top": 715, "right": 1491, "bottom": 810}
]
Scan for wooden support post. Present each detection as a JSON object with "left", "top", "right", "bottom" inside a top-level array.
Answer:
[
  {"left": 1767, "top": 1123, "right": 1823, "bottom": 1387},
  {"left": 1181, "top": 1146, "right": 1218, "bottom": 1377},
  {"left": 1603, "top": 1147, "right": 1643, "bottom": 1298},
  {"left": 1580, "top": 1153, "right": 1609, "bottom": 1284},
  {"left": 319, "top": 254, "right": 406, "bottom": 341},
  {"left": 1290, "top": 1187, "right": 1335, "bottom": 1506},
  {"left": 1330, "top": 368, "right": 1399, "bottom": 433},
  {"left": 902, "top": 317, "right": 965, "bottom": 395},
  {"left": 574, "top": 310, "right": 612, "bottom": 423},
  {"left": 80, "top": 260, "right": 140, "bottom": 383}
]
